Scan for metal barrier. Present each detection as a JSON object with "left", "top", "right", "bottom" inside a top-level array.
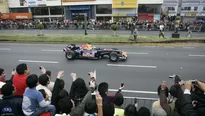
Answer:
[{"left": 109, "top": 89, "right": 158, "bottom": 110}]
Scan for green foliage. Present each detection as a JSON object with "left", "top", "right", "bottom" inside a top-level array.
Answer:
[
  {"left": 111, "top": 24, "right": 118, "bottom": 31},
  {"left": 36, "top": 23, "right": 44, "bottom": 30}
]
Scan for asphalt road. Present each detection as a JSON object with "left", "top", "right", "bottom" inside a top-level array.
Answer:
[
  {"left": 0, "top": 43, "right": 205, "bottom": 100},
  {"left": 0, "top": 29, "right": 205, "bottom": 37}
]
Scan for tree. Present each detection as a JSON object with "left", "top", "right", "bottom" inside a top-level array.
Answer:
[
  {"left": 36, "top": 23, "right": 44, "bottom": 36},
  {"left": 111, "top": 24, "right": 118, "bottom": 36}
]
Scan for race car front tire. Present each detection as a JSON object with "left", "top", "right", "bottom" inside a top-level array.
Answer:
[
  {"left": 65, "top": 51, "right": 75, "bottom": 60},
  {"left": 109, "top": 52, "right": 119, "bottom": 62}
]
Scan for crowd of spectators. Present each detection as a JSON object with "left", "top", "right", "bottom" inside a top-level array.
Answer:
[
  {"left": 0, "top": 19, "right": 204, "bottom": 32},
  {"left": 0, "top": 63, "right": 205, "bottom": 116}
]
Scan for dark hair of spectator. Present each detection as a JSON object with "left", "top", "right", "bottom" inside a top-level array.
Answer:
[
  {"left": 0, "top": 68, "right": 4, "bottom": 75},
  {"left": 39, "top": 74, "right": 49, "bottom": 86},
  {"left": 70, "top": 78, "right": 88, "bottom": 101},
  {"left": 85, "top": 99, "right": 97, "bottom": 114},
  {"left": 98, "top": 82, "right": 108, "bottom": 97},
  {"left": 39, "top": 89, "right": 46, "bottom": 99},
  {"left": 114, "top": 93, "right": 124, "bottom": 107},
  {"left": 58, "top": 95, "right": 73, "bottom": 114},
  {"left": 157, "top": 85, "right": 169, "bottom": 97},
  {"left": 102, "top": 101, "right": 115, "bottom": 116},
  {"left": 1, "top": 82, "right": 14, "bottom": 96},
  {"left": 16, "top": 63, "right": 27, "bottom": 75},
  {"left": 46, "top": 70, "right": 51, "bottom": 77},
  {"left": 26, "top": 74, "right": 38, "bottom": 88},
  {"left": 124, "top": 104, "right": 138, "bottom": 116},
  {"left": 138, "top": 107, "right": 150, "bottom": 116},
  {"left": 169, "top": 85, "right": 177, "bottom": 98}
]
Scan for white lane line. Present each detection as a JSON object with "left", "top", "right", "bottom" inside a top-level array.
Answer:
[
  {"left": 42, "top": 49, "right": 149, "bottom": 55},
  {"left": 127, "top": 52, "right": 148, "bottom": 55},
  {"left": 183, "top": 47, "right": 195, "bottom": 49},
  {"left": 109, "top": 89, "right": 157, "bottom": 94},
  {"left": 144, "top": 46, "right": 156, "bottom": 48},
  {"left": 164, "top": 46, "right": 174, "bottom": 48},
  {"left": 19, "top": 60, "right": 59, "bottom": 64},
  {"left": 107, "top": 64, "right": 157, "bottom": 68},
  {"left": 189, "top": 54, "right": 205, "bottom": 57},
  {"left": 0, "top": 48, "right": 11, "bottom": 50},
  {"left": 42, "top": 49, "right": 62, "bottom": 52}
]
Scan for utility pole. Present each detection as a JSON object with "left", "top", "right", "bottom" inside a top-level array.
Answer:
[
  {"left": 84, "top": 13, "right": 88, "bottom": 35},
  {"left": 61, "top": 0, "right": 64, "bottom": 20},
  {"left": 172, "top": 0, "right": 182, "bottom": 38}
]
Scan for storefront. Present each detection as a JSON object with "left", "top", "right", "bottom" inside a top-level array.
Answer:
[
  {"left": 67, "top": 5, "right": 94, "bottom": 20},
  {"left": 112, "top": 0, "right": 138, "bottom": 22}
]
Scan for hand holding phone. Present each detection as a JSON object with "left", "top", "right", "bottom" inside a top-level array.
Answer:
[
  {"left": 71, "top": 73, "right": 77, "bottom": 81},
  {"left": 57, "top": 71, "right": 64, "bottom": 79}
]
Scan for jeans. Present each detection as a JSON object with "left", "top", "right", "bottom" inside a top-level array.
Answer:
[{"left": 31, "top": 105, "right": 56, "bottom": 116}]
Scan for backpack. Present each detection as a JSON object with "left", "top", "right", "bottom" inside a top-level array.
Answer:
[{"left": 0, "top": 99, "right": 16, "bottom": 116}]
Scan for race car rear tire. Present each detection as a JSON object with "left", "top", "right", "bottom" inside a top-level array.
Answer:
[
  {"left": 109, "top": 52, "right": 118, "bottom": 62},
  {"left": 65, "top": 51, "right": 75, "bottom": 60}
]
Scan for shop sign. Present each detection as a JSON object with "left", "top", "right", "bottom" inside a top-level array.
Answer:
[{"left": 112, "top": 0, "right": 138, "bottom": 8}]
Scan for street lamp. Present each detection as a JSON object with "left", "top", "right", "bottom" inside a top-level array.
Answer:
[
  {"left": 172, "top": 0, "right": 182, "bottom": 38},
  {"left": 84, "top": 13, "right": 88, "bottom": 35},
  {"left": 61, "top": 0, "right": 64, "bottom": 20}
]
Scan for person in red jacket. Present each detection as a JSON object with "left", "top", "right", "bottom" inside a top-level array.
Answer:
[{"left": 12, "top": 63, "right": 30, "bottom": 96}]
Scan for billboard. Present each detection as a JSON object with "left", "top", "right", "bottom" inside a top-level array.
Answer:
[
  {"left": 112, "top": 0, "right": 138, "bottom": 8},
  {"left": 62, "top": 0, "right": 95, "bottom": 2},
  {"left": 27, "top": 0, "right": 47, "bottom": 7},
  {"left": 0, "top": 13, "right": 32, "bottom": 19}
]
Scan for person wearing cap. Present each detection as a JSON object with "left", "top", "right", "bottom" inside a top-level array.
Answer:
[{"left": 0, "top": 82, "right": 24, "bottom": 116}]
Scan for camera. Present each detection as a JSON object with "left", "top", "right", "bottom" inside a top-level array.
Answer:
[
  {"left": 39, "top": 66, "right": 42, "bottom": 70},
  {"left": 121, "top": 82, "right": 124, "bottom": 87}
]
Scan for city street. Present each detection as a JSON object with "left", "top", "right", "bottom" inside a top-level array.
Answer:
[
  {"left": 0, "top": 29, "right": 205, "bottom": 38},
  {"left": 0, "top": 43, "right": 205, "bottom": 99}
]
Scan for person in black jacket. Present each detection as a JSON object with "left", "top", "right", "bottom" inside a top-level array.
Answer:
[
  {"left": 0, "top": 82, "right": 24, "bottom": 116},
  {"left": 182, "top": 80, "right": 205, "bottom": 116},
  {"left": 51, "top": 71, "right": 68, "bottom": 113}
]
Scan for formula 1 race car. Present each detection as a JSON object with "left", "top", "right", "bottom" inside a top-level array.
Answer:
[{"left": 63, "top": 44, "right": 127, "bottom": 62}]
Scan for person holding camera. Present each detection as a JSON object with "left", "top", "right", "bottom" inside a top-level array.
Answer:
[{"left": 182, "top": 80, "right": 205, "bottom": 116}]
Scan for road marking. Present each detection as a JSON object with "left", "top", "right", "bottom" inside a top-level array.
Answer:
[
  {"left": 42, "top": 49, "right": 62, "bottom": 52},
  {"left": 19, "top": 60, "right": 59, "bottom": 64},
  {"left": 183, "top": 47, "right": 195, "bottom": 49},
  {"left": 107, "top": 64, "right": 157, "bottom": 68},
  {"left": 189, "top": 54, "right": 205, "bottom": 57},
  {"left": 127, "top": 52, "right": 148, "bottom": 55},
  {"left": 42, "top": 49, "right": 148, "bottom": 55},
  {"left": 144, "top": 46, "right": 156, "bottom": 48},
  {"left": 109, "top": 89, "right": 157, "bottom": 94},
  {"left": 164, "top": 46, "right": 174, "bottom": 48},
  {"left": 0, "top": 48, "right": 11, "bottom": 50}
]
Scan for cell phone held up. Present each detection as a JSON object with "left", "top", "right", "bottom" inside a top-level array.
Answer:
[
  {"left": 39, "top": 66, "right": 42, "bottom": 70},
  {"left": 121, "top": 82, "right": 124, "bottom": 87}
]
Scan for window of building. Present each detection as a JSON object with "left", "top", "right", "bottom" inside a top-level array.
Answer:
[
  {"left": 182, "top": 7, "right": 191, "bottom": 11},
  {"left": 203, "top": 7, "right": 205, "bottom": 11},
  {"left": 168, "top": 7, "right": 175, "bottom": 11},
  {"left": 194, "top": 7, "right": 198, "bottom": 11},
  {"left": 31, "top": 7, "right": 49, "bottom": 15},
  {"left": 10, "top": 8, "right": 29, "bottom": 13},
  {"left": 96, "top": 5, "right": 112, "bottom": 14},
  {"left": 50, "top": 6, "right": 63, "bottom": 15}
]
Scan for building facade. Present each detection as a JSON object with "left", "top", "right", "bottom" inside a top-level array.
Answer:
[
  {"left": 6, "top": 0, "right": 163, "bottom": 22},
  {"left": 0, "top": 0, "right": 9, "bottom": 13},
  {"left": 162, "top": 0, "right": 205, "bottom": 22}
]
